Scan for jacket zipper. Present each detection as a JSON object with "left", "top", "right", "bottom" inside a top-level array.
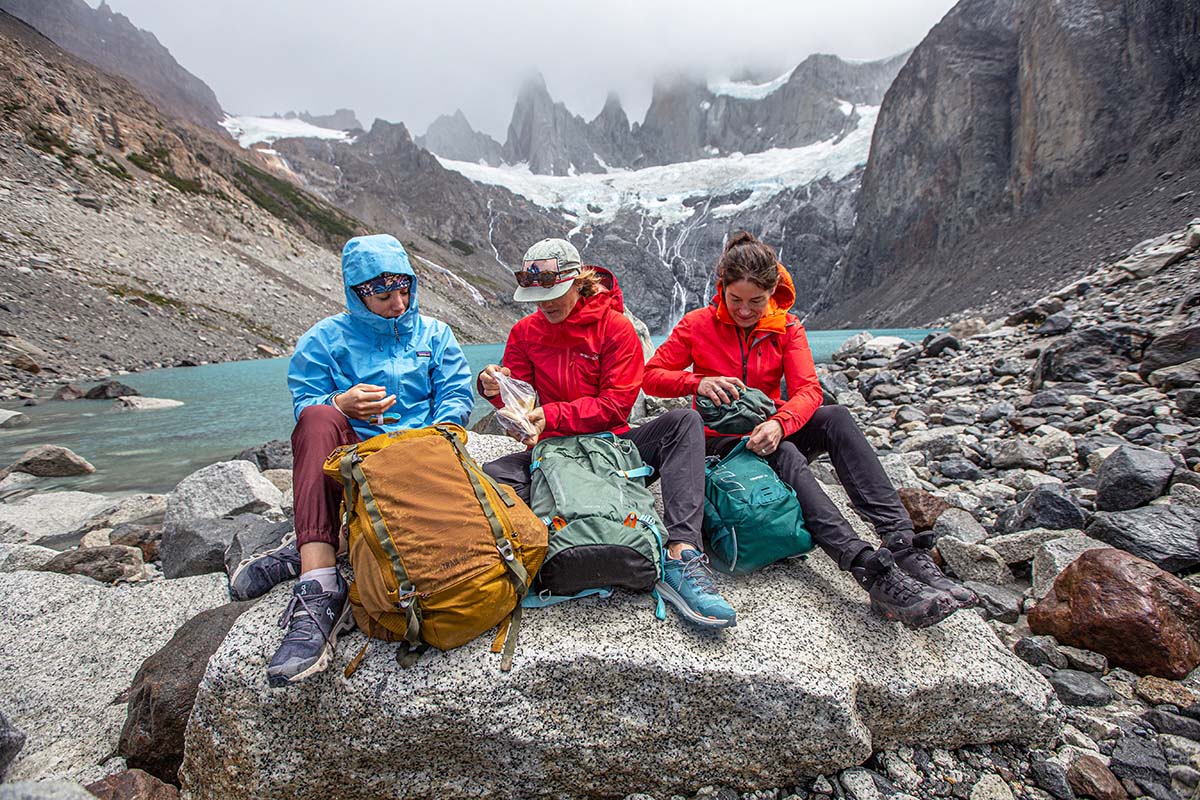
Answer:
[{"left": 737, "top": 328, "right": 749, "bottom": 383}]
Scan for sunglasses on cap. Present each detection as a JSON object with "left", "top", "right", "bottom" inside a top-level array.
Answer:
[{"left": 513, "top": 258, "right": 579, "bottom": 288}]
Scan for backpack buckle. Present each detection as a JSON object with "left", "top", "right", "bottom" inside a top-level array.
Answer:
[{"left": 497, "top": 540, "right": 515, "bottom": 562}]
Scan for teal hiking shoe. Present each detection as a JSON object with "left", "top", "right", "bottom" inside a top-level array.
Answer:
[{"left": 656, "top": 548, "right": 736, "bottom": 629}]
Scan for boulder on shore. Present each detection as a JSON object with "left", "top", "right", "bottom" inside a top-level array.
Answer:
[
  {"left": 0, "top": 572, "right": 228, "bottom": 784},
  {"left": 6, "top": 445, "right": 94, "bottom": 477},
  {"left": 163, "top": 461, "right": 282, "bottom": 530},
  {"left": 181, "top": 483, "right": 1060, "bottom": 800},
  {"left": 1029, "top": 548, "right": 1200, "bottom": 679},
  {"left": 111, "top": 397, "right": 184, "bottom": 412},
  {"left": 0, "top": 492, "right": 116, "bottom": 546}
]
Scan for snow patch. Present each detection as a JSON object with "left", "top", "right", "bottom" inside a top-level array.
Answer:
[
  {"left": 838, "top": 100, "right": 854, "bottom": 116},
  {"left": 413, "top": 256, "right": 487, "bottom": 307},
  {"left": 220, "top": 115, "right": 355, "bottom": 149},
  {"left": 437, "top": 106, "right": 879, "bottom": 228},
  {"left": 707, "top": 69, "right": 793, "bottom": 100}
]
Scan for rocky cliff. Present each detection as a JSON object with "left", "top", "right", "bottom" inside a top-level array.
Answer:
[
  {"left": 814, "top": 0, "right": 1200, "bottom": 327},
  {"left": 502, "top": 73, "right": 606, "bottom": 175},
  {"left": 416, "top": 109, "right": 503, "bottom": 166},
  {"left": 0, "top": 0, "right": 224, "bottom": 130},
  {"left": 284, "top": 108, "right": 362, "bottom": 131},
  {"left": 0, "top": 11, "right": 509, "bottom": 396}
]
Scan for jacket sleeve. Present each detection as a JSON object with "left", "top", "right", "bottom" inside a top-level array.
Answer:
[
  {"left": 771, "top": 324, "right": 824, "bottom": 436},
  {"left": 287, "top": 328, "right": 344, "bottom": 420},
  {"left": 541, "top": 316, "right": 644, "bottom": 435},
  {"left": 644, "top": 316, "right": 702, "bottom": 398},
  {"left": 430, "top": 324, "right": 475, "bottom": 427}
]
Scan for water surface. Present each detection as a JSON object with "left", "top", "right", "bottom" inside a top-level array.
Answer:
[{"left": 0, "top": 330, "right": 931, "bottom": 495}]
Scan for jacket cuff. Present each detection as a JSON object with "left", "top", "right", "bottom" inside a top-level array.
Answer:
[
  {"left": 771, "top": 411, "right": 799, "bottom": 438},
  {"left": 540, "top": 402, "right": 561, "bottom": 434}
]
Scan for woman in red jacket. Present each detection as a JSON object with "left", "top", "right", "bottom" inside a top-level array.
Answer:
[
  {"left": 479, "top": 238, "right": 735, "bottom": 630},
  {"left": 643, "top": 232, "right": 975, "bottom": 629}
]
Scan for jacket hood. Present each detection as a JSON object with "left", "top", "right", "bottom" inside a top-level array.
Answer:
[
  {"left": 712, "top": 263, "right": 796, "bottom": 335},
  {"left": 341, "top": 234, "right": 419, "bottom": 335}
]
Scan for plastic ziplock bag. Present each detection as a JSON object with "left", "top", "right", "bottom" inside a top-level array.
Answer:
[{"left": 494, "top": 372, "right": 538, "bottom": 441}]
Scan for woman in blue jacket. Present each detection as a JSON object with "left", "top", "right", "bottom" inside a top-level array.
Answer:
[{"left": 231, "top": 233, "right": 474, "bottom": 687}]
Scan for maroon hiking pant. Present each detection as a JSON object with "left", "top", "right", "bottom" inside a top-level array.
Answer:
[{"left": 291, "top": 404, "right": 359, "bottom": 548}]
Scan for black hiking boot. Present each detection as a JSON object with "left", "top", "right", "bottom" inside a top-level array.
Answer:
[
  {"left": 851, "top": 548, "right": 958, "bottom": 630},
  {"left": 889, "top": 533, "right": 978, "bottom": 608}
]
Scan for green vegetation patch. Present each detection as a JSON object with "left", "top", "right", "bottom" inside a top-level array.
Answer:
[
  {"left": 449, "top": 239, "right": 476, "bottom": 256},
  {"left": 106, "top": 284, "right": 188, "bottom": 311},
  {"left": 27, "top": 125, "right": 78, "bottom": 164},
  {"left": 90, "top": 154, "right": 131, "bottom": 181},
  {"left": 127, "top": 148, "right": 206, "bottom": 195},
  {"left": 230, "top": 160, "right": 358, "bottom": 244}
]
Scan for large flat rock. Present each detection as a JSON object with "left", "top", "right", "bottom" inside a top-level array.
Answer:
[
  {"left": 0, "top": 571, "right": 229, "bottom": 784},
  {"left": 181, "top": 485, "right": 1060, "bottom": 799},
  {"left": 0, "top": 492, "right": 117, "bottom": 545}
]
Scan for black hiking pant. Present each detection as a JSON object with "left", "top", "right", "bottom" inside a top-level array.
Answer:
[
  {"left": 706, "top": 405, "right": 915, "bottom": 571},
  {"left": 482, "top": 408, "right": 705, "bottom": 550}
]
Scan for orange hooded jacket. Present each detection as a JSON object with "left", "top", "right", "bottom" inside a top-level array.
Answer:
[{"left": 643, "top": 264, "right": 823, "bottom": 437}]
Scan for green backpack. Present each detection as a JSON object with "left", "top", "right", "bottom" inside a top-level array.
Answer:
[
  {"left": 695, "top": 387, "right": 778, "bottom": 434},
  {"left": 526, "top": 433, "right": 666, "bottom": 612},
  {"left": 702, "top": 439, "right": 814, "bottom": 575}
]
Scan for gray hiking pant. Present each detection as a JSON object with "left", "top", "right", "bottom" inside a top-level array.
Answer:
[
  {"left": 482, "top": 408, "right": 705, "bottom": 549},
  {"left": 706, "top": 404, "right": 915, "bottom": 571}
]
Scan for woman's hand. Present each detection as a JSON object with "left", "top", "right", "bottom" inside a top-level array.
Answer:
[
  {"left": 746, "top": 419, "right": 784, "bottom": 457},
  {"left": 479, "top": 364, "right": 511, "bottom": 398},
  {"left": 696, "top": 376, "right": 745, "bottom": 406},
  {"left": 520, "top": 406, "right": 546, "bottom": 447},
  {"left": 333, "top": 384, "right": 396, "bottom": 421}
]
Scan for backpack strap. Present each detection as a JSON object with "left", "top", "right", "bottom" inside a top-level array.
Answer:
[
  {"left": 437, "top": 427, "right": 530, "bottom": 596},
  {"left": 338, "top": 448, "right": 423, "bottom": 645},
  {"left": 521, "top": 587, "right": 614, "bottom": 608},
  {"left": 618, "top": 465, "right": 655, "bottom": 480}
]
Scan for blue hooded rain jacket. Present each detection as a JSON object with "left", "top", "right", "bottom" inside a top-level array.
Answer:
[{"left": 287, "top": 234, "right": 474, "bottom": 440}]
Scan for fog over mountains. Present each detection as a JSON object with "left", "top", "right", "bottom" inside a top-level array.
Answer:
[{"left": 1, "top": 0, "right": 1196, "bottom": 355}]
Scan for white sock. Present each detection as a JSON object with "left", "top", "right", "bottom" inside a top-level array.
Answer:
[{"left": 299, "top": 567, "right": 340, "bottom": 593}]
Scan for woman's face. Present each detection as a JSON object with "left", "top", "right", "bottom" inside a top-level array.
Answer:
[
  {"left": 363, "top": 288, "right": 410, "bottom": 318},
  {"left": 723, "top": 279, "right": 773, "bottom": 329},
  {"left": 537, "top": 282, "right": 581, "bottom": 325}
]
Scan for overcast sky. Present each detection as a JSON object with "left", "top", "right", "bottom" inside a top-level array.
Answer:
[{"left": 91, "top": 0, "right": 957, "bottom": 139}]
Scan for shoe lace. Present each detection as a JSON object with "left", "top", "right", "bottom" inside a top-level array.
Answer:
[
  {"left": 237, "top": 532, "right": 297, "bottom": 572},
  {"left": 277, "top": 589, "right": 335, "bottom": 647},
  {"left": 679, "top": 553, "right": 721, "bottom": 596},
  {"left": 877, "top": 567, "right": 923, "bottom": 604}
]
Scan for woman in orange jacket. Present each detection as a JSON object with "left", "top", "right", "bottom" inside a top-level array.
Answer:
[{"left": 643, "top": 231, "right": 975, "bottom": 629}]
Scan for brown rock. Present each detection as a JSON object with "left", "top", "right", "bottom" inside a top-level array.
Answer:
[
  {"left": 1067, "top": 755, "right": 1126, "bottom": 800},
  {"left": 86, "top": 768, "right": 179, "bottom": 799},
  {"left": 898, "top": 488, "right": 951, "bottom": 531},
  {"left": 109, "top": 523, "right": 163, "bottom": 563},
  {"left": 119, "top": 601, "right": 254, "bottom": 783},
  {"left": 1028, "top": 548, "right": 1200, "bottom": 679},
  {"left": 8, "top": 444, "right": 95, "bottom": 476},
  {"left": 39, "top": 545, "right": 144, "bottom": 583},
  {"left": 1135, "top": 675, "right": 1196, "bottom": 707},
  {"left": 10, "top": 353, "right": 40, "bottom": 374},
  {"left": 52, "top": 383, "right": 86, "bottom": 401}
]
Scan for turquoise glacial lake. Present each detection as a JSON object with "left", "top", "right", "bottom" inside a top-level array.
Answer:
[{"left": 0, "top": 330, "right": 932, "bottom": 495}]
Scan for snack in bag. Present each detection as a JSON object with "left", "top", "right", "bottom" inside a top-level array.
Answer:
[{"left": 494, "top": 372, "right": 538, "bottom": 441}]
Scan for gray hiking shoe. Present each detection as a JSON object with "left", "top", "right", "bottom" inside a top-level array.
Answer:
[
  {"left": 894, "top": 534, "right": 978, "bottom": 608},
  {"left": 266, "top": 573, "right": 352, "bottom": 687},
  {"left": 229, "top": 533, "right": 300, "bottom": 601},
  {"left": 852, "top": 548, "right": 958, "bottom": 630}
]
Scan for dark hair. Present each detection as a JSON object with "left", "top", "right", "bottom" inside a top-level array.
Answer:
[{"left": 717, "top": 231, "right": 779, "bottom": 291}]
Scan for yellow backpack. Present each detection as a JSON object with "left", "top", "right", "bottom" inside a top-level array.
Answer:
[{"left": 323, "top": 424, "right": 547, "bottom": 671}]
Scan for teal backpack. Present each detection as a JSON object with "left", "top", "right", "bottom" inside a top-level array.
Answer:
[
  {"left": 525, "top": 433, "right": 667, "bottom": 613},
  {"left": 702, "top": 439, "right": 814, "bottom": 574}
]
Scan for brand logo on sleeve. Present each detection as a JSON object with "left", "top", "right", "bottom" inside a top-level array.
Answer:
[{"left": 416, "top": 350, "right": 432, "bottom": 358}]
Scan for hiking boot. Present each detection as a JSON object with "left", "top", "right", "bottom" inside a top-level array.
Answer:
[
  {"left": 229, "top": 533, "right": 301, "bottom": 601},
  {"left": 893, "top": 534, "right": 978, "bottom": 608},
  {"left": 851, "top": 548, "right": 958, "bottom": 630},
  {"left": 657, "top": 548, "right": 737, "bottom": 629},
  {"left": 266, "top": 573, "right": 353, "bottom": 687}
]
